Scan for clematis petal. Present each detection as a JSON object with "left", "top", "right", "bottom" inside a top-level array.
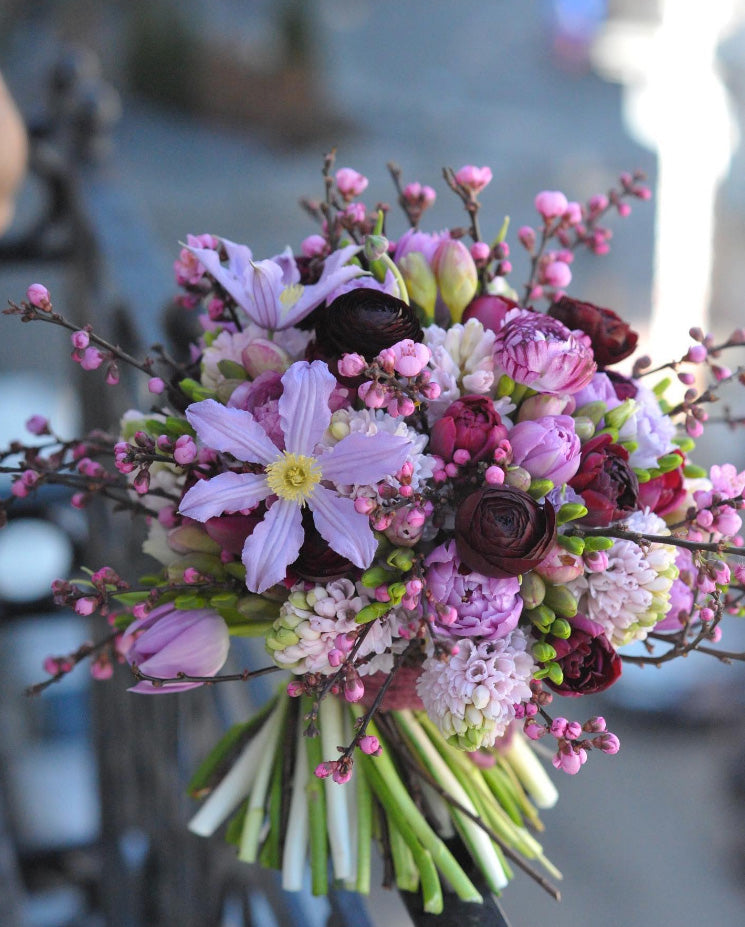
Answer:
[
  {"left": 179, "top": 471, "right": 270, "bottom": 523},
  {"left": 280, "top": 244, "right": 367, "bottom": 329},
  {"left": 310, "top": 484, "right": 376, "bottom": 569},
  {"left": 319, "top": 431, "right": 411, "bottom": 486},
  {"left": 242, "top": 498, "right": 304, "bottom": 593},
  {"left": 272, "top": 245, "right": 301, "bottom": 287},
  {"left": 246, "top": 259, "right": 286, "bottom": 329},
  {"left": 187, "top": 399, "right": 279, "bottom": 464},
  {"left": 188, "top": 240, "right": 254, "bottom": 313},
  {"left": 278, "top": 361, "right": 336, "bottom": 455}
]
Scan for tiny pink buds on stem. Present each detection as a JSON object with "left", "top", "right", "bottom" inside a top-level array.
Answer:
[
  {"left": 148, "top": 377, "right": 166, "bottom": 394},
  {"left": 25, "top": 414, "right": 49, "bottom": 436},
  {"left": 454, "top": 164, "right": 493, "bottom": 194},
  {"left": 173, "top": 435, "right": 198, "bottom": 465},
  {"left": 27, "top": 283, "right": 52, "bottom": 311},
  {"left": 358, "top": 735, "right": 382, "bottom": 756},
  {"left": 335, "top": 167, "right": 369, "bottom": 200},
  {"left": 71, "top": 330, "right": 90, "bottom": 350}
]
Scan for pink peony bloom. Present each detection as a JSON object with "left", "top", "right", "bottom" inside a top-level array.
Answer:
[
  {"left": 508, "top": 415, "right": 581, "bottom": 486},
  {"left": 425, "top": 541, "right": 523, "bottom": 640},
  {"left": 118, "top": 603, "right": 230, "bottom": 693},
  {"left": 493, "top": 309, "right": 596, "bottom": 395}
]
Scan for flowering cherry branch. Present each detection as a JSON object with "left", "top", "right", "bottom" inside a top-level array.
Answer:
[{"left": 129, "top": 663, "right": 282, "bottom": 687}]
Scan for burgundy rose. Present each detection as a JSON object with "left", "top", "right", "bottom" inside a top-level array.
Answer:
[
  {"left": 461, "top": 294, "right": 520, "bottom": 333},
  {"left": 546, "top": 614, "right": 622, "bottom": 696},
  {"left": 313, "top": 287, "right": 423, "bottom": 361},
  {"left": 569, "top": 433, "right": 639, "bottom": 527},
  {"left": 637, "top": 451, "right": 686, "bottom": 516},
  {"left": 454, "top": 486, "right": 556, "bottom": 578},
  {"left": 430, "top": 395, "right": 508, "bottom": 463},
  {"left": 549, "top": 296, "right": 639, "bottom": 367}
]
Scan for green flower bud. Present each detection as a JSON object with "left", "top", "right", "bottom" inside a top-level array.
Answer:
[
  {"left": 531, "top": 641, "right": 557, "bottom": 663},
  {"left": 619, "top": 439, "right": 639, "bottom": 454},
  {"left": 657, "top": 453, "right": 683, "bottom": 473},
  {"left": 574, "top": 401, "right": 607, "bottom": 427},
  {"left": 595, "top": 425, "right": 619, "bottom": 443},
  {"left": 549, "top": 617, "right": 572, "bottom": 639},
  {"left": 387, "top": 548, "right": 415, "bottom": 571},
  {"left": 528, "top": 478, "right": 554, "bottom": 500},
  {"left": 683, "top": 463, "right": 707, "bottom": 479},
  {"left": 672, "top": 435, "right": 696, "bottom": 452},
  {"left": 604, "top": 398, "right": 636, "bottom": 431},
  {"left": 556, "top": 502, "right": 588, "bottom": 526},
  {"left": 496, "top": 374, "right": 516, "bottom": 398},
  {"left": 556, "top": 534, "right": 585, "bottom": 556},
  {"left": 546, "top": 662, "right": 564, "bottom": 686},
  {"left": 519, "top": 571, "right": 546, "bottom": 609},
  {"left": 652, "top": 377, "right": 671, "bottom": 397},
  {"left": 542, "top": 584, "right": 578, "bottom": 618},
  {"left": 361, "top": 565, "right": 392, "bottom": 588},
  {"left": 504, "top": 466, "right": 532, "bottom": 492},
  {"left": 523, "top": 604, "right": 556, "bottom": 633},
  {"left": 633, "top": 468, "right": 651, "bottom": 483},
  {"left": 173, "top": 593, "right": 207, "bottom": 609},
  {"left": 573, "top": 416, "right": 596, "bottom": 442},
  {"left": 387, "top": 582, "right": 407, "bottom": 605},
  {"left": 356, "top": 601, "right": 392, "bottom": 624},
  {"left": 583, "top": 536, "right": 614, "bottom": 552},
  {"left": 364, "top": 233, "right": 389, "bottom": 263},
  {"left": 217, "top": 359, "right": 248, "bottom": 381}
]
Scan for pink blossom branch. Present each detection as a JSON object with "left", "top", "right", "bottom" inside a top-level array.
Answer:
[
  {"left": 129, "top": 663, "right": 282, "bottom": 687},
  {"left": 26, "top": 631, "right": 119, "bottom": 696},
  {"left": 566, "top": 525, "right": 745, "bottom": 559}
]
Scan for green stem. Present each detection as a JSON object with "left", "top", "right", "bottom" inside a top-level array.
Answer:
[
  {"left": 356, "top": 760, "right": 373, "bottom": 894},
  {"left": 281, "top": 715, "right": 310, "bottom": 892},
  {"left": 239, "top": 694, "right": 289, "bottom": 862},
  {"left": 319, "top": 696, "right": 354, "bottom": 882},
  {"left": 351, "top": 708, "right": 482, "bottom": 904},
  {"left": 386, "top": 808, "right": 421, "bottom": 894},
  {"left": 503, "top": 733, "right": 558, "bottom": 810},
  {"left": 303, "top": 696, "right": 329, "bottom": 895}
]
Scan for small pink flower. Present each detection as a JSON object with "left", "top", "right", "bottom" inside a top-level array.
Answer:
[
  {"left": 402, "top": 182, "right": 436, "bottom": 208},
  {"left": 337, "top": 352, "right": 368, "bottom": 378},
  {"left": 148, "top": 377, "right": 166, "bottom": 394},
  {"left": 542, "top": 260, "right": 572, "bottom": 288},
  {"left": 71, "top": 330, "right": 90, "bottom": 350},
  {"left": 173, "top": 435, "right": 198, "bottom": 465},
  {"left": 301, "top": 234, "right": 327, "bottom": 257},
  {"left": 454, "top": 164, "right": 493, "bottom": 194},
  {"left": 336, "top": 167, "right": 369, "bottom": 199},
  {"left": 470, "top": 241, "right": 491, "bottom": 262},
  {"left": 535, "top": 190, "right": 569, "bottom": 220},
  {"left": 80, "top": 347, "right": 105, "bottom": 371},
  {"left": 386, "top": 339, "right": 431, "bottom": 377}
]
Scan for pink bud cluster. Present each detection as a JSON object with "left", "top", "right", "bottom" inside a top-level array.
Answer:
[
  {"left": 523, "top": 710, "right": 619, "bottom": 775},
  {"left": 343, "top": 339, "right": 440, "bottom": 418}
]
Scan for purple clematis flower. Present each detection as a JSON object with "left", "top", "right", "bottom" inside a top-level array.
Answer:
[
  {"left": 187, "top": 238, "right": 366, "bottom": 330},
  {"left": 178, "top": 361, "right": 411, "bottom": 593}
]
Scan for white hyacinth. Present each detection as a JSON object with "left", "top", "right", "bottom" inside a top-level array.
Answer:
[
  {"left": 568, "top": 509, "right": 679, "bottom": 647},
  {"left": 416, "top": 630, "right": 535, "bottom": 751}
]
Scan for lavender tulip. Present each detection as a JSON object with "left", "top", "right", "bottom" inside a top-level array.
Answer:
[{"left": 119, "top": 603, "right": 230, "bottom": 693}]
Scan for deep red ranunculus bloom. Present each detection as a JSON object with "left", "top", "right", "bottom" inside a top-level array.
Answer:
[
  {"left": 461, "top": 294, "right": 520, "bottom": 333},
  {"left": 454, "top": 485, "right": 556, "bottom": 578},
  {"left": 569, "top": 433, "right": 639, "bottom": 526},
  {"left": 549, "top": 295, "right": 639, "bottom": 367},
  {"left": 546, "top": 613, "right": 622, "bottom": 697},
  {"left": 430, "top": 395, "right": 508, "bottom": 464}
]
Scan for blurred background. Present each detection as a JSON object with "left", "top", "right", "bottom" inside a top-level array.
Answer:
[{"left": 2, "top": 1, "right": 745, "bottom": 925}]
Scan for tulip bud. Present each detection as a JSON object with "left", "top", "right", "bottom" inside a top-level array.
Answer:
[
  {"left": 398, "top": 251, "right": 438, "bottom": 322},
  {"left": 432, "top": 239, "right": 478, "bottom": 323},
  {"left": 542, "top": 583, "right": 578, "bottom": 618}
]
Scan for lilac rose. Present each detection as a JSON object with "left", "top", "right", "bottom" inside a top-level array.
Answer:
[
  {"left": 508, "top": 414, "right": 581, "bottom": 486},
  {"left": 425, "top": 541, "right": 523, "bottom": 639}
]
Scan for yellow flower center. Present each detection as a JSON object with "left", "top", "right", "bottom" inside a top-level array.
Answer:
[
  {"left": 265, "top": 452, "right": 321, "bottom": 504},
  {"left": 279, "top": 283, "right": 304, "bottom": 313}
]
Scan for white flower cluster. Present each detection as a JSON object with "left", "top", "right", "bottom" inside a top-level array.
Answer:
[
  {"left": 416, "top": 630, "right": 535, "bottom": 750},
  {"left": 568, "top": 509, "right": 679, "bottom": 647}
]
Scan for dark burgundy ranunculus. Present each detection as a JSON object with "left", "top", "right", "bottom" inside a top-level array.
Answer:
[
  {"left": 637, "top": 451, "right": 686, "bottom": 516},
  {"left": 430, "top": 395, "right": 508, "bottom": 463},
  {"left": 546, "top": 614, "right": 622, "bottom": 696},
  {"left": 549, "top": 296, "right": 638, "bottom": 367},
  {"left": 204, "top": 510, "right": 265, "bottom": 555},
  {"left": 454, "top": 486, "right": 556, "bottom": 578},
  {"left": 461, "top": 294, "right": 520, "bottom": 333},
  {"left": 289, "top": 508, "right": 354, "bottom": 582},
  {"left": 313, "top": 287, "right": 423, "bottom": 360},
  {"left": 569, "top": 433, "right": 639, "bottom": 527}
]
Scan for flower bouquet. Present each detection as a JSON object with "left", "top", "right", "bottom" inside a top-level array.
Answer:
[{"left": 4, "top": 152, "right": 745, "bottom": 914}]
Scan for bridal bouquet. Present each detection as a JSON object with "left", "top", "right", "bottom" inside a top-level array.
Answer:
[{"left": 4, "top": 153, "right": 745, "bottom": 913}]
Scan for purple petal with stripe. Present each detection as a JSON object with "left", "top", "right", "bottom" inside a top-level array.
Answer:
[
  {"left": 310, "top": 484, "right": 376, "bottom": 569},
  {"left": 179, "top": 471, "right": 270, "bottom": 522},
  {"left": 278, "top": 361, "right": 336, "bottom": 455},
  {"left": 319, "top": 431, "right": 411, "bottom": 486},
  {"left": 186, "top": 399, "right": 278, "bottom": 464},
  {"left": 242, "top": 498, "right": 304, "bottom": 593}
]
